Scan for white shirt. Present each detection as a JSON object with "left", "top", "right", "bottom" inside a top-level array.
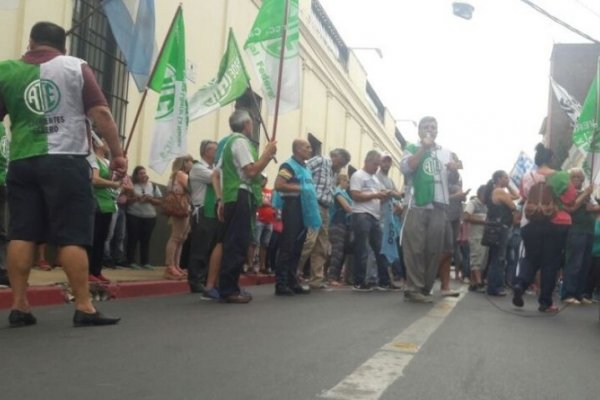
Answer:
[{"left": 350, "top": 169, "right": 383, "bottom": 220}]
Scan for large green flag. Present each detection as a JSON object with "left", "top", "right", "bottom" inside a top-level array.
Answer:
[
  {"left": 244, "top": 0, "right": 300, "bottom": 115},
  {"left": 188, "top": 29, "right": 250, "bottom": 120},
  {"left": 573, "top": 62, "right": 600, "bottom": 153},
  {"left": 148, "top": 6, "right": 188, "bottom": 174}
]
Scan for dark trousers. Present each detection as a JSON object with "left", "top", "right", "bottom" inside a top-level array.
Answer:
[
  {"left": 267, "top": 230, "right": 281, "bottom": 272},
  {"left": 563, "top": 230, "right": 593, "bottom": 300},
  {"left": 352, "top": 213, "right": 390, "bottom": 286},
  {"left": 276, "top": 197, "right": 305, "bottom": 288},
  {"left": 328, "top": 221, "right": 347, "bottom": 281},
  {"left": 219, "top": 190, "right": 254, "bottom": 297},
  {"left": 187, "top": 209, "right": 218, "bottom": 289},
  {"left": 0, "top": 185, "right": 6, "bottom": 272},
  {"left": 516, "top": 221, "right": 568, "bottom": 307},
  {"left": 126, "top": 215, "right": 156, "bottom": 265},
  {"left": 486, "top": 226, "right": 509, "bottom": 295},
  {"left": 88, "top": 211, "right": 113, "bottom": 277}
]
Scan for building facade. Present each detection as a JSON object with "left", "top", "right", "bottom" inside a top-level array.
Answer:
[{"left": 0, "top": 0, "right": 406, "bottom": 184}]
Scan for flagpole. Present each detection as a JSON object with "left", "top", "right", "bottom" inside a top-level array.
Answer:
[
  {"left": 270, "top": 0, "right": 290, "bottom": 141},
  {"left": 124, "top": 4, "right": 183, "bottom": 154}
]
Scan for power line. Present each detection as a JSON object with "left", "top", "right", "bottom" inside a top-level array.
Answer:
[
  {"left": 520, "top": 0, "right": 600, "bottom": 44},
  {"left": 573, "top": 0, "right": 600, "bottom": 21}
]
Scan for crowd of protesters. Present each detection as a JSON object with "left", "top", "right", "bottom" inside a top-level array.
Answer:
[{"left": 2, "top": 22, "right": 600, "bottom": 328}]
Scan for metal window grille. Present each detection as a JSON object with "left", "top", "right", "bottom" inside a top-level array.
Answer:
[{"left": 70, "top": 0, "right": 129, "bottom": 142}]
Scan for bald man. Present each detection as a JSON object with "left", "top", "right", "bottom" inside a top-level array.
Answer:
[{"left": 273, "top": 139, "right": 320, "bottom": 296}]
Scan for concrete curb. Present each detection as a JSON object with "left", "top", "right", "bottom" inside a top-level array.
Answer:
[{"left": 0, "top": 274, "right": 275, "bottom": 310}]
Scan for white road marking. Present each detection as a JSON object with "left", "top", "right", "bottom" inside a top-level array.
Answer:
[{"left": 319, "top": 295, "right": 464, "bottom": 400}]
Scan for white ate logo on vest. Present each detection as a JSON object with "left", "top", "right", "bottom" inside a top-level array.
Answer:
[
  {"left": 24, "top": 79, "right": 61, "bottom": 115},
  {"left": 422, "top": 156, "right": 441, "bottom": 176}
]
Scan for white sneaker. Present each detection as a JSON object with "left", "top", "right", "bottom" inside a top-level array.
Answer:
[
  {"left": 440, "top": 289, "right": 460, "bottom": 297},
  {"left": 563, "top": 297, "right": 581, "bottom": 305}
]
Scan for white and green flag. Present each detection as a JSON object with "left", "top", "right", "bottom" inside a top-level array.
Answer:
[
  {"left": 148, "top": 7, "right": 188, "bottom": 174},
  {"left": 244, "top": 0, "right": 300, "bottom": 115},
  {"left": 573, "top": 72, "right": 599, "bottom": 153},
  {"left": 188, "top": 29, "right": 250, "bottom": 120}
]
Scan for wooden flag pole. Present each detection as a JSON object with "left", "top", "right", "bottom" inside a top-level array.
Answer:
[
  {"left": 124, "top": 4, "right": 182, "bottom": 154},
  {"left": 270, "top": 0, "right": 290, "bottom": 141}
]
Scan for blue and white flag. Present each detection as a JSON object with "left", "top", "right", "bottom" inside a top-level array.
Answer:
[
  {"left": 380, "top": 200, "right": 400, "bottom": 264},
  {"left": 509, "top": 151, "right": 535, "bottom": 188},
  {"left": 102, "top": 0, "right": 156, "bottom": 91}
]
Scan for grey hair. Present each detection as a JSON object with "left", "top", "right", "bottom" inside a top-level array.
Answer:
[
  {"left": 200, "top": 140, "right": 217, "bottom": 157},
  {"left": 568, "top": 167, "right": 585, "bottom": 176},
  {"left": 364, "top": 150, "right": 381, "bottom": 163},
  {"left": 229, "top": 109, "right": 252, "bottom": 132},
  {"left": 330, "top": 148, "right": 351, "bottom": 164}
]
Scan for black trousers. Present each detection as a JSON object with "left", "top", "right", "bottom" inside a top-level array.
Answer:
[
  {"left": 87, "top": 211, "right": 113, "bottom": 276},
  {"left": 516, "top": 221, "right": 568, "bottom": 307},
  {"left": 275, "top": 197, "right": 305, "bottom": 288},
  {"left": 187, "top": 209, "right": 219, "bottom": 289},
  {"left": 126, "top": 215, "right": 156, "bottom": 265},
  {"left": 219, "top": 190, "right": 254, "bottom": 297}
]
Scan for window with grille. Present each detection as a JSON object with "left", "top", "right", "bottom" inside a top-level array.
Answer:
[{"left": 70, "top": 0, "right": 129, "bottom": 142}]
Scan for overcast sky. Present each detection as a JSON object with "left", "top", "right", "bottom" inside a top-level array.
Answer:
[{"left": 319, "top": 0, "right": 600, "bottom": 192}]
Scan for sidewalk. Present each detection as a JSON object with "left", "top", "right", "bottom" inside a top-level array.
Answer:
[{"left": 0, "top": 266, "right": 275, "bottom": 310}]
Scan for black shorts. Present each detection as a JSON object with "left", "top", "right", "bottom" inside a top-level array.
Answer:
[{"left": 7, "top": 155, "right": 95, "bottom": 246}]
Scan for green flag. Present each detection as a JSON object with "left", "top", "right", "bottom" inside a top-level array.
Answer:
[
  {"left": 188, "top": 29, "right": 250, "bottom": 120},
  {"left": 148, "top": 6, "right": 188, "bottom": 174},
  {"left": 244, "top": 0, "right": 300, "bottom": 115},
  {"left": 573, "top": 61, "right": 600, "bottom": 153}
]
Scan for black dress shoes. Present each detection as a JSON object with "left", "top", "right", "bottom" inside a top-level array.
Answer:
[
  {"left": 290, "top": 285, "right": 311, "bottom": 295},
  {"left": 8, "top": 309, "right": 37, "bottom": 327},
  {"left": 73, "top": 310, "right": 121, "bottom": 327},
  {"left": 220, "top": 293, "right": 252, "bottom": 304},
  {"left": 275, "top": 285, "right": 294, "bottom": 296}
]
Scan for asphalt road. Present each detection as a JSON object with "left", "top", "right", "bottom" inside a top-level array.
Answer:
[{"left": 1, "top": 285, "right": 599, "bottom": 400}]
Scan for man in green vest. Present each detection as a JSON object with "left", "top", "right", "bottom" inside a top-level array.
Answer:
[
  {"left": 213, "top": 109, "right": 276, "bottom": 303},
  {"left": 400, "top": 116, "right": 458, "bottom": 303},
  {"left": 0, "top": 22, "right": 127, "bottom": 327}
]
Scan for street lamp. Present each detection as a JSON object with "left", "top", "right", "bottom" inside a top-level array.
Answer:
[
  {"left": 453, "top": 2, "right": 475, "bottom": 20},
  {"left": 348, "top": 47, "right": 383, "bottom": 58}
]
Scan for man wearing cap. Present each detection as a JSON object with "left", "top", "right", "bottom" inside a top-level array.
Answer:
[{"left": 297, "top": 147, "right": 350, "bottom": 289}]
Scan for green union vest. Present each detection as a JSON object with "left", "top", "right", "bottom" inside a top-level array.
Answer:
[
  {"left": 221, "top": 133, "right": 262, "bottom": 206},
  {"left": 0, "top": 55, "right": 89, "bottom": 161}
]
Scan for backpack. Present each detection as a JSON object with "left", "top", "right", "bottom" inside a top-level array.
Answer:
[{"left": 524, "top": 177, "right": 557, "bottom": 222}]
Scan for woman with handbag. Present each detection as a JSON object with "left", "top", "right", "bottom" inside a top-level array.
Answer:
[
  {"left": 483, "top": 170, "right": 520, "bottom": 296},
  {"left": 163, "top": 155, "right": 193, "bottom": 280}
]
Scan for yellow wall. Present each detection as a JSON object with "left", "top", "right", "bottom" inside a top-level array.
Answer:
[{"left": 1, "top": 0, "right": 404, "bottom": 189}]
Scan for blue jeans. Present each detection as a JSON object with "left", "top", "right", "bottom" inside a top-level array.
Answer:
[
  {"left": 352, "top": 213, "right": 390, "bottom": 286},
  {"left": 563, "top": 231, "right": 593, "bottom": 300},
  {"left": 505, "top": 228, "right": 521, "bottom": 287},
  {"left": 486, "top": 226, "right": 509, "bottom": 295}
]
